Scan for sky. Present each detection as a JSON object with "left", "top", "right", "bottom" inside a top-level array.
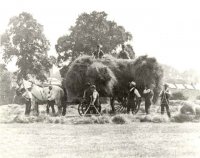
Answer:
[{"left": 0, "top": 0, "right": 200, "bottom": 74}]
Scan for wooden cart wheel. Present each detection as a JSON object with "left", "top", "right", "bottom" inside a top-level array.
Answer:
[
  {"left": 78, "top": 101, "right": 102, "bottom": 116},
  {"left": 115, "top": 97, "right": 128, "bottom": 113},
  {"left": 78, "top": 102, "right": 87, "bottom": 116},
  {"left": 115, "top": 97, "right": 141, "bottom": 114}
]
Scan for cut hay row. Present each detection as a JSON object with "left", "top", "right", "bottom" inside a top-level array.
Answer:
[{"left": 1, "top": 100, "right": 200, "bottom": 124}]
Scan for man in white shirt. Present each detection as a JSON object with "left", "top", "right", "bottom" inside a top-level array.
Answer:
[
  {"left": 89, "top": 84, "right": 101, "bottom": 114},
  {"left": 90, "top": 85, "right": 100, "bottom": 106},
  {"left": 22, "top": 87, "right": 32, "bottom": 115},
  {"left": 47, "top": 85, "right": 55, "bottom": 114}
]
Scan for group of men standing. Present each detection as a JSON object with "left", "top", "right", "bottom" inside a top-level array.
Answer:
[
  {"left": 127, "top": 82, "right": 171, "bottom": 117},
  {"left": 82, "top": 80, "right": 171, "bottom": 117},
  {"left": 22, "top": 84, "right": 56, "bottom": 115}
]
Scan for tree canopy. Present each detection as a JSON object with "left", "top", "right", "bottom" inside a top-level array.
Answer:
[
  {"left": 56, "top": 11, "right": 133, "bottom": 65},
  {"left": 1, "top": 12, "right": 53, "bottom": 81}
]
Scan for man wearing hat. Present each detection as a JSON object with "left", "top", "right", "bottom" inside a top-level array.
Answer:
[
  {"left": 90, "top": 85, "right": 100, "bottom": 107},
  {"left": 159, "top": 83, "right": 171, "bottom": 118},
  {"left": 22, "top": 86, "right": 32, "bottom": 115},
  {"left": 143, "top": 84, "right": 154, "bottom": 114},
  {"left": 47, "top": 85, "right": 55, "bottom": 114},
  {"left": 127, "top": 81, "right": 141, "bottom": 114},
  {"left": 93, "top": 44, "right": 104, "bottom": 59},
  {"left": 118, "top": 44, "right": 130, "bottom": 59}
]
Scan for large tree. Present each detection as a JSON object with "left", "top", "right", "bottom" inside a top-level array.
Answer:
[
  {"left": 0, "top": 64, "right": 13, "bottom": 104},
  {"left": 1, "top": 12, "right": 53, "bottom": 81},
  {"left": 56, "top": 11, "right": 133, "bottom": 65}
]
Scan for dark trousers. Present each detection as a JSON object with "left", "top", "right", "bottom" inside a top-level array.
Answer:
[
  {"left": 161, "top": 103, "right": 171, "bottom": 118},
  {"left": 47, "top": 100, "right": 55, "bottom": 114},
  {"left": 25, "top": 99, "right": 31, "bottom": 115},
  {"left": 127, "top": 99, "right": 136, "bottom": 113},
  {"left": 145, "top": 101, "right": 151, "bottom": 114}
]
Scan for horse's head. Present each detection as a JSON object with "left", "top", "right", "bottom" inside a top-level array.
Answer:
[{"left": 15, "top": 79, "right": 33, "bottom": 96}]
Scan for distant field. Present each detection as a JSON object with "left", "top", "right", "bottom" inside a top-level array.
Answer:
[{"left": 1, "top": 123, "right": 200, "bottom": 158}]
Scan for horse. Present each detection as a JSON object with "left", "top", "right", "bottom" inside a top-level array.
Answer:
[{"left": 18, "top": 79, "right": 67, "bottom": 116}]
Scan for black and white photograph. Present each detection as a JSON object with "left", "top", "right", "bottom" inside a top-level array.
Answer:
[{"left": 0, "top": 0, "right": 200, "bottom": 157}]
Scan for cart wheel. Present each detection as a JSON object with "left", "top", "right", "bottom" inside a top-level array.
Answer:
[
  {"left": 93, "top": 104, "right": 101, "bottom": 115},
  {"left": 78, "top": 102, "right": 102, "bottom": 116},
  {"left": 78, "top": 102, "right": 87, "bottom": 116},
  {"left": 115, "top": 97, "right": 141, "bottom": 114},
  {"left": 115, "top": 97, "right": 127, "bottom": 113}
]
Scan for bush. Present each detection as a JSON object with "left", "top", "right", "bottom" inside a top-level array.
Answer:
[
  {"left": 196, "top": 95, "right": 200, "bottom": 100},
  {"left": 172, "top": 113, "right": 195, "bottom": 123},
  {"left": 180, "top": 102, "right": 196, "bottom": 115},
  {"left": 195, "top": 106, "right": 200, "bottom": 116},
  {"left": 170, "top": 92, "right": 188, "bottom": 100}
]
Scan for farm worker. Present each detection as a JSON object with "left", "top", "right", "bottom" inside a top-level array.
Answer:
[
  {"left": 93, "top": 44, "right": 104, "bottom": 59},
  {"left": 90, "top": 84, "right": 101, "bottom": 114},
  {"left": 90, "top": 85, "right": 100, "bottom": 107},
  {"left": 127, "top": 81, "right": 141, "bottom": 114},
  {"left": 159, "top": 83, "right": 171, "bottom": 118},
  {"left": 47, "top": 85, "right": 55, "bottom": 114},
  {"left": 22, "top": 86, "right": 32, "bottom": 115},
  {"left": 143, "top": 85, "right": 154, "bottom": 114},
  {"left": 118, "top": 44, "right": 130, "bottom": 59},
  {"left": 83, "top": 82, "right": 92, "bottom": 105}
]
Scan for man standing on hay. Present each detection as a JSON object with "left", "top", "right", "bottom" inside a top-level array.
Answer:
[
  {"left": 93, "top": 44, "right": 104, "bottom": 59},
  {"left": 127, "top": 81, "right": 141, "bottom": 114},
  {"left": 159, "top": 84, "right": 171, "bottom": 118},
  {"left": 118, "top": 44, "right": 130, "bottom": 59}
]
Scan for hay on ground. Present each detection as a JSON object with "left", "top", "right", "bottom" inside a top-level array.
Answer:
[
  {"left": 111, "top": 114, "right": 129, "bottom": 124},
  {"left": 140, "top": 115, "right": 153, "bottom": 122},
  {"left": 152, "top": 115, "right": 169, "bottom": 123}
]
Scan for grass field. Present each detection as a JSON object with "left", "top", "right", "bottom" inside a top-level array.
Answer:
[
  {"left": 1, "top": 101, "right": 200, "bottom": 158},
  {"left": 1, "top": 123, "right": 200, "bottom": 158}
]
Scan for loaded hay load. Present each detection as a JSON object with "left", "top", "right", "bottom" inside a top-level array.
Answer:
[{"left": 63, "top": 55, "right": 163, "bottom": 104}]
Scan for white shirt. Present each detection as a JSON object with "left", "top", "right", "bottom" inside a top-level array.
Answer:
[{"left": 130, "top": 88, "right": 141, "bottom": 98}]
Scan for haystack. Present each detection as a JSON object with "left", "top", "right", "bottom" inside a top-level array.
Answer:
[{"left": 64, "top": 55, "right": 163, "bottom": 102}]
